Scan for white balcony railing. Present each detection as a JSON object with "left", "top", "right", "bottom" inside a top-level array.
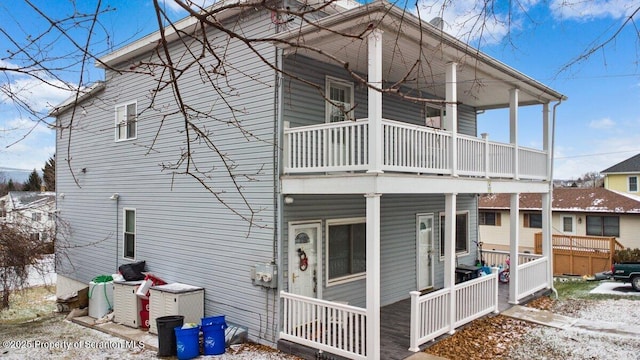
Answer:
[
  {"left": 280, "top": 291, "right": 367, "bottom": 360},
  {"left": 409, "top": 271, "right": 498, "bottom": 352},
  {"left": 517, "top": 256, "right": 549, "bottom": 300},
  {"left": 283, "top": 119, "right": 548, "bottom": 180}
]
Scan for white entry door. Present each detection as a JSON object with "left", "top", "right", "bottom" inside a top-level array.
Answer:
[
  {"left": 417, "top": 214, "right": 434, "bottom": 290},
  {"left": 288, "top": 222, "right": 321, "bottom": 298}
]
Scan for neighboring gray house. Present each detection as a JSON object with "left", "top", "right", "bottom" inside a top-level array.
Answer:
[{"left": 53, "top": 1, "right": 565, "bottom": 358}]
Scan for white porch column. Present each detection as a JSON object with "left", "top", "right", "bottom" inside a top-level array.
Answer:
[
  {"left": 444, "top": 193, "right": 457, "bottom": 333},
  {"left": 445, "top": 62, "right": 458, "bottom": 177},
  {"left": 542, "top": 103, "right": 551, "bottom": 180},
  {"left": 367, "top": 29, "right": 383, "bottom": 174},
  {"left": 365, "top": 193, "right": 381, "bottom": 360},
  {"left": 509, "top": 193, "right": 520, "bottom": 304},
  {"left": 542, "top": 192, "right": 553, "bottom": 287},
  {"left": 510, "top": 89, "right": 519, "bottom": 180}
]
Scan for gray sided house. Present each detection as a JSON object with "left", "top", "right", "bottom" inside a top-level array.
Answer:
[{"left": 53, "top": 1, "right": 565, "bottom": 359}]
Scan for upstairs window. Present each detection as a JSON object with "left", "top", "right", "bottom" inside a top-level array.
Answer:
[
  {"left": 115, "top": 102, "right": 137, "bottom": 141},
  {"left": 123, "top": 208, "right": 136, "bottom": 259},
  {"left": 425, "top": 105, "right": 444, "bottom": 129},
  {"left": 32, "top": 212, "right": 42, "bottom": 221},
  {"left": 629, "top": 176, "right": 638, "bottom": 192},
  {"left": 325, "top": 77, "right": 354, "bottom": 123}
]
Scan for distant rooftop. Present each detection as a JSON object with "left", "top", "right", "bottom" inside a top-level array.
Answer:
[
  {"left": 601, "top": 153, "right": 640, "bottom": 174},
  {"left": 479, "top": 187, "right": 640, "bottom": 214}
]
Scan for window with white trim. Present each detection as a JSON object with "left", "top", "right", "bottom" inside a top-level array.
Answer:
[
  {"left": 562, "top": 216, "right": 574, "bottom": 233},
  {"left": 439, "top": 212, "right": 469, "bottom": 258},
  {"left": 629, "top": 176, "right": 638, "bottom": 192},
  {"left": 425, "top": 104, "right": 444, "bottom": 129},
  {"left": 327, "top": 218, "right": 366, "bottom": 283},
  {"left": 123, "top": 209, "right": 136, "bottom": 259},
  {"left": 325, "top": 77, "right": 354, "bottom": 123},
  {"left": 115, "top": 102, "right": 137, "bottom": 141}
]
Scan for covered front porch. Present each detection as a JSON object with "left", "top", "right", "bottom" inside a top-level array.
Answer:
[{"left": 279, "top": 251, "right": 549, "bottom": 360}]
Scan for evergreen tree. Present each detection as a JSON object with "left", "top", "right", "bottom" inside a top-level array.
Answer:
[
  {"left": 42, "top": 155, "right": 55, "bottom": 191},
  {"left": 23, "top": 169, "right": 42, "bottom": 191},
  {"left": 6, "top": 179, "right": 16, "bottom": 192}
]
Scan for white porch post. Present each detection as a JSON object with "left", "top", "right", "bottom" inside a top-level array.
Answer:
[
  {"left": 365, "top": 193, "right": 381, "bottom": 360},
  {"left": 542, "top": 103, "right": 551, "bottom": 180},
  {"left": 510, "top": 89, "right": 519, "bottom": 180},
  {"left": 445, "top": 62, "right": 458, "bottom": 177},
  {"left": 542, "top": 192, "right": 553, "bottom": 287},
  {"left": 367, "top": 29, "right": 383, "bottom": 174},
  {"left": 444, "top": 193, "right": 457, "bottom": 333},
  {"left": 509, "top": 193, "right": 520, "bottom": 304}
]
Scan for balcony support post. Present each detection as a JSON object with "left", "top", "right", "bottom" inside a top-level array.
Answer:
[
  {"left": 444, "top": 193, "right": 457, "bottom": 334},
  {"left": 367, "top": 29, "right": 384, "bottom": 174},
  {"left": 542, "top": 102, "right": 551, "bottom": 180},
  {"left": 446, "top": 62, "right": 458, "bottom": 177},
  {"left": 365, "top": 193, "right": 382, "bottom": 359},
  {"left": 510, "top": 88, "right": 519, "bottom": 180},
  {"left": 542, "top": 192, "right": 553, "bottom": 288},
  {"left": 509, "top": 193, "right": 520, "bottom": 304}
]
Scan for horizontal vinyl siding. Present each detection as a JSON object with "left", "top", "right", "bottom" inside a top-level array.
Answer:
[
  {"left": 57, "top": 10, "right": 281, "bottom": 345},
  {"left": 282, "top": 194, "right": 479, "bottom": 307},
  {"left": 283, "top": 55, "right": 477, "bottom": 134}
]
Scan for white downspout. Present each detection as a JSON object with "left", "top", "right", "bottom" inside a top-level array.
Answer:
[{"left": 548, "top": 99, "right": 563, "bottom": 299}]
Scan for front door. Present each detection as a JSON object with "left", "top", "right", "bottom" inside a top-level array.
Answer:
[
  {"left": 417, "top": 214, "right": 434, "bottom": 290},
  {"left": 288, "top": 222, "right": 321, "bottom": 298}
]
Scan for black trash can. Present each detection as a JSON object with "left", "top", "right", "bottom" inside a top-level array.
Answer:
[{"left": 156, "top": 315, "right": 184, "bottom": 357}]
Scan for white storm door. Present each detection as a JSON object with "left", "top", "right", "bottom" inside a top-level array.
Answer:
[
  {"left": 288, "top": 222, "right": 321, "bottom": 299},
  {"left": 417, "top": 214, "right": 434, "bottom": 290}
]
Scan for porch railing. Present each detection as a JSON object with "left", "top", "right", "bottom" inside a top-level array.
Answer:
[
  {"left": 480, "top": 249, "right": 542, "bottom": 268},
  {"left": 409, "top": 272, "right": 498, "bottom": 352},
  {"left": 283, "top": 119, "right": 548, "bottom": 180},
  {"left": 408, "top": 288, "right": 451, "bottom": 351},
  {"left": 280, "top": 291, "right": 367, "bottom": 360},
  {"left": 517, "top": 256, "right": 549, "bottom": 300},
  {"left": 455, "top": 272, "right": 499, "bottom": 327}
]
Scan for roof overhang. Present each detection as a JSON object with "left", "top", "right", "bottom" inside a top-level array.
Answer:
[
  {"left": 97, "top": 0, "right": 358, "bottom": 69},
  {"left": 50, "top": 81, "right": 105, "bottom": 117},
  {"left": 273, "top": 0, "right": 566, "bottom": 110}
]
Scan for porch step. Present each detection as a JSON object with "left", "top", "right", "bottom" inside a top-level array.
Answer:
[{"left": 403, "top": 353, "right": 449, "bottom": 360}]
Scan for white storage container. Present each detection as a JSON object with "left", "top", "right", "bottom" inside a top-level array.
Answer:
[
  {"left": 113, "top": 280, "right": 143, "bottom": 328},
  {"left": 148, "top": 283, "right": 204, "bottom": 334},
  {"left": 88, "top": 280, "right": 114, "bottom": 319}
]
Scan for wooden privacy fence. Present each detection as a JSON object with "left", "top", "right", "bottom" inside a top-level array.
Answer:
[{"left": 535, "top": 233, "right": 624, "bottom": 276}]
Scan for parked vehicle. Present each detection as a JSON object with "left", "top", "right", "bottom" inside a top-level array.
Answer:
[{"left": 611, "top": 263, "right": 640, "bottom": 291}]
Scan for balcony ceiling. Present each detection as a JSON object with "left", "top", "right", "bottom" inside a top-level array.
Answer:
[{"left": 274, "top": 0, "right": 566, "bottom": 110}]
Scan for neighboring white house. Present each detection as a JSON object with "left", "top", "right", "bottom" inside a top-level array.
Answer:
[
  {"left": 52, "top": 1, "right": 565, "bottom": 358},
  {"left": 0, "top": 191, "right": 56, "bottom": 243},
  {"left": 479, "top": 188, "right": 640, "bottom": 252}
]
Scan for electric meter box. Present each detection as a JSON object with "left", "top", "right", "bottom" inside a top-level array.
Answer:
[{"left": 252, "top": 263, "right": 277, "bottom": 289}]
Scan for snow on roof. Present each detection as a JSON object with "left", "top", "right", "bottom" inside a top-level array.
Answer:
[
  {"left": 479, "top": 187, "right": 640, "bottom": 214},
  {"left": 6, "top": 191, "right": 56, "bottom": 211}
]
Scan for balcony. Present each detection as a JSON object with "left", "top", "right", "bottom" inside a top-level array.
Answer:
[{"left": 283, "top": 118, "right": 548, "bottom": 181}]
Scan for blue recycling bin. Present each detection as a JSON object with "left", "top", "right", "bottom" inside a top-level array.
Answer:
[
  {"left": 174, "top": 325, "right": 200, "bottom": 360},
  {"left": 202, "top": 315, "right": 227, "bottom": 355}
]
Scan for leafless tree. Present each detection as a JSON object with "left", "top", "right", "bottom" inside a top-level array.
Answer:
[{"left": 2, "top": 0, "right": 639, "bottom": 227}]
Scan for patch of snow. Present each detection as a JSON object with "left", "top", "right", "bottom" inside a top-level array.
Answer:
[{"left": 589, "top": 281, "right": 640, "bottom": 296}]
